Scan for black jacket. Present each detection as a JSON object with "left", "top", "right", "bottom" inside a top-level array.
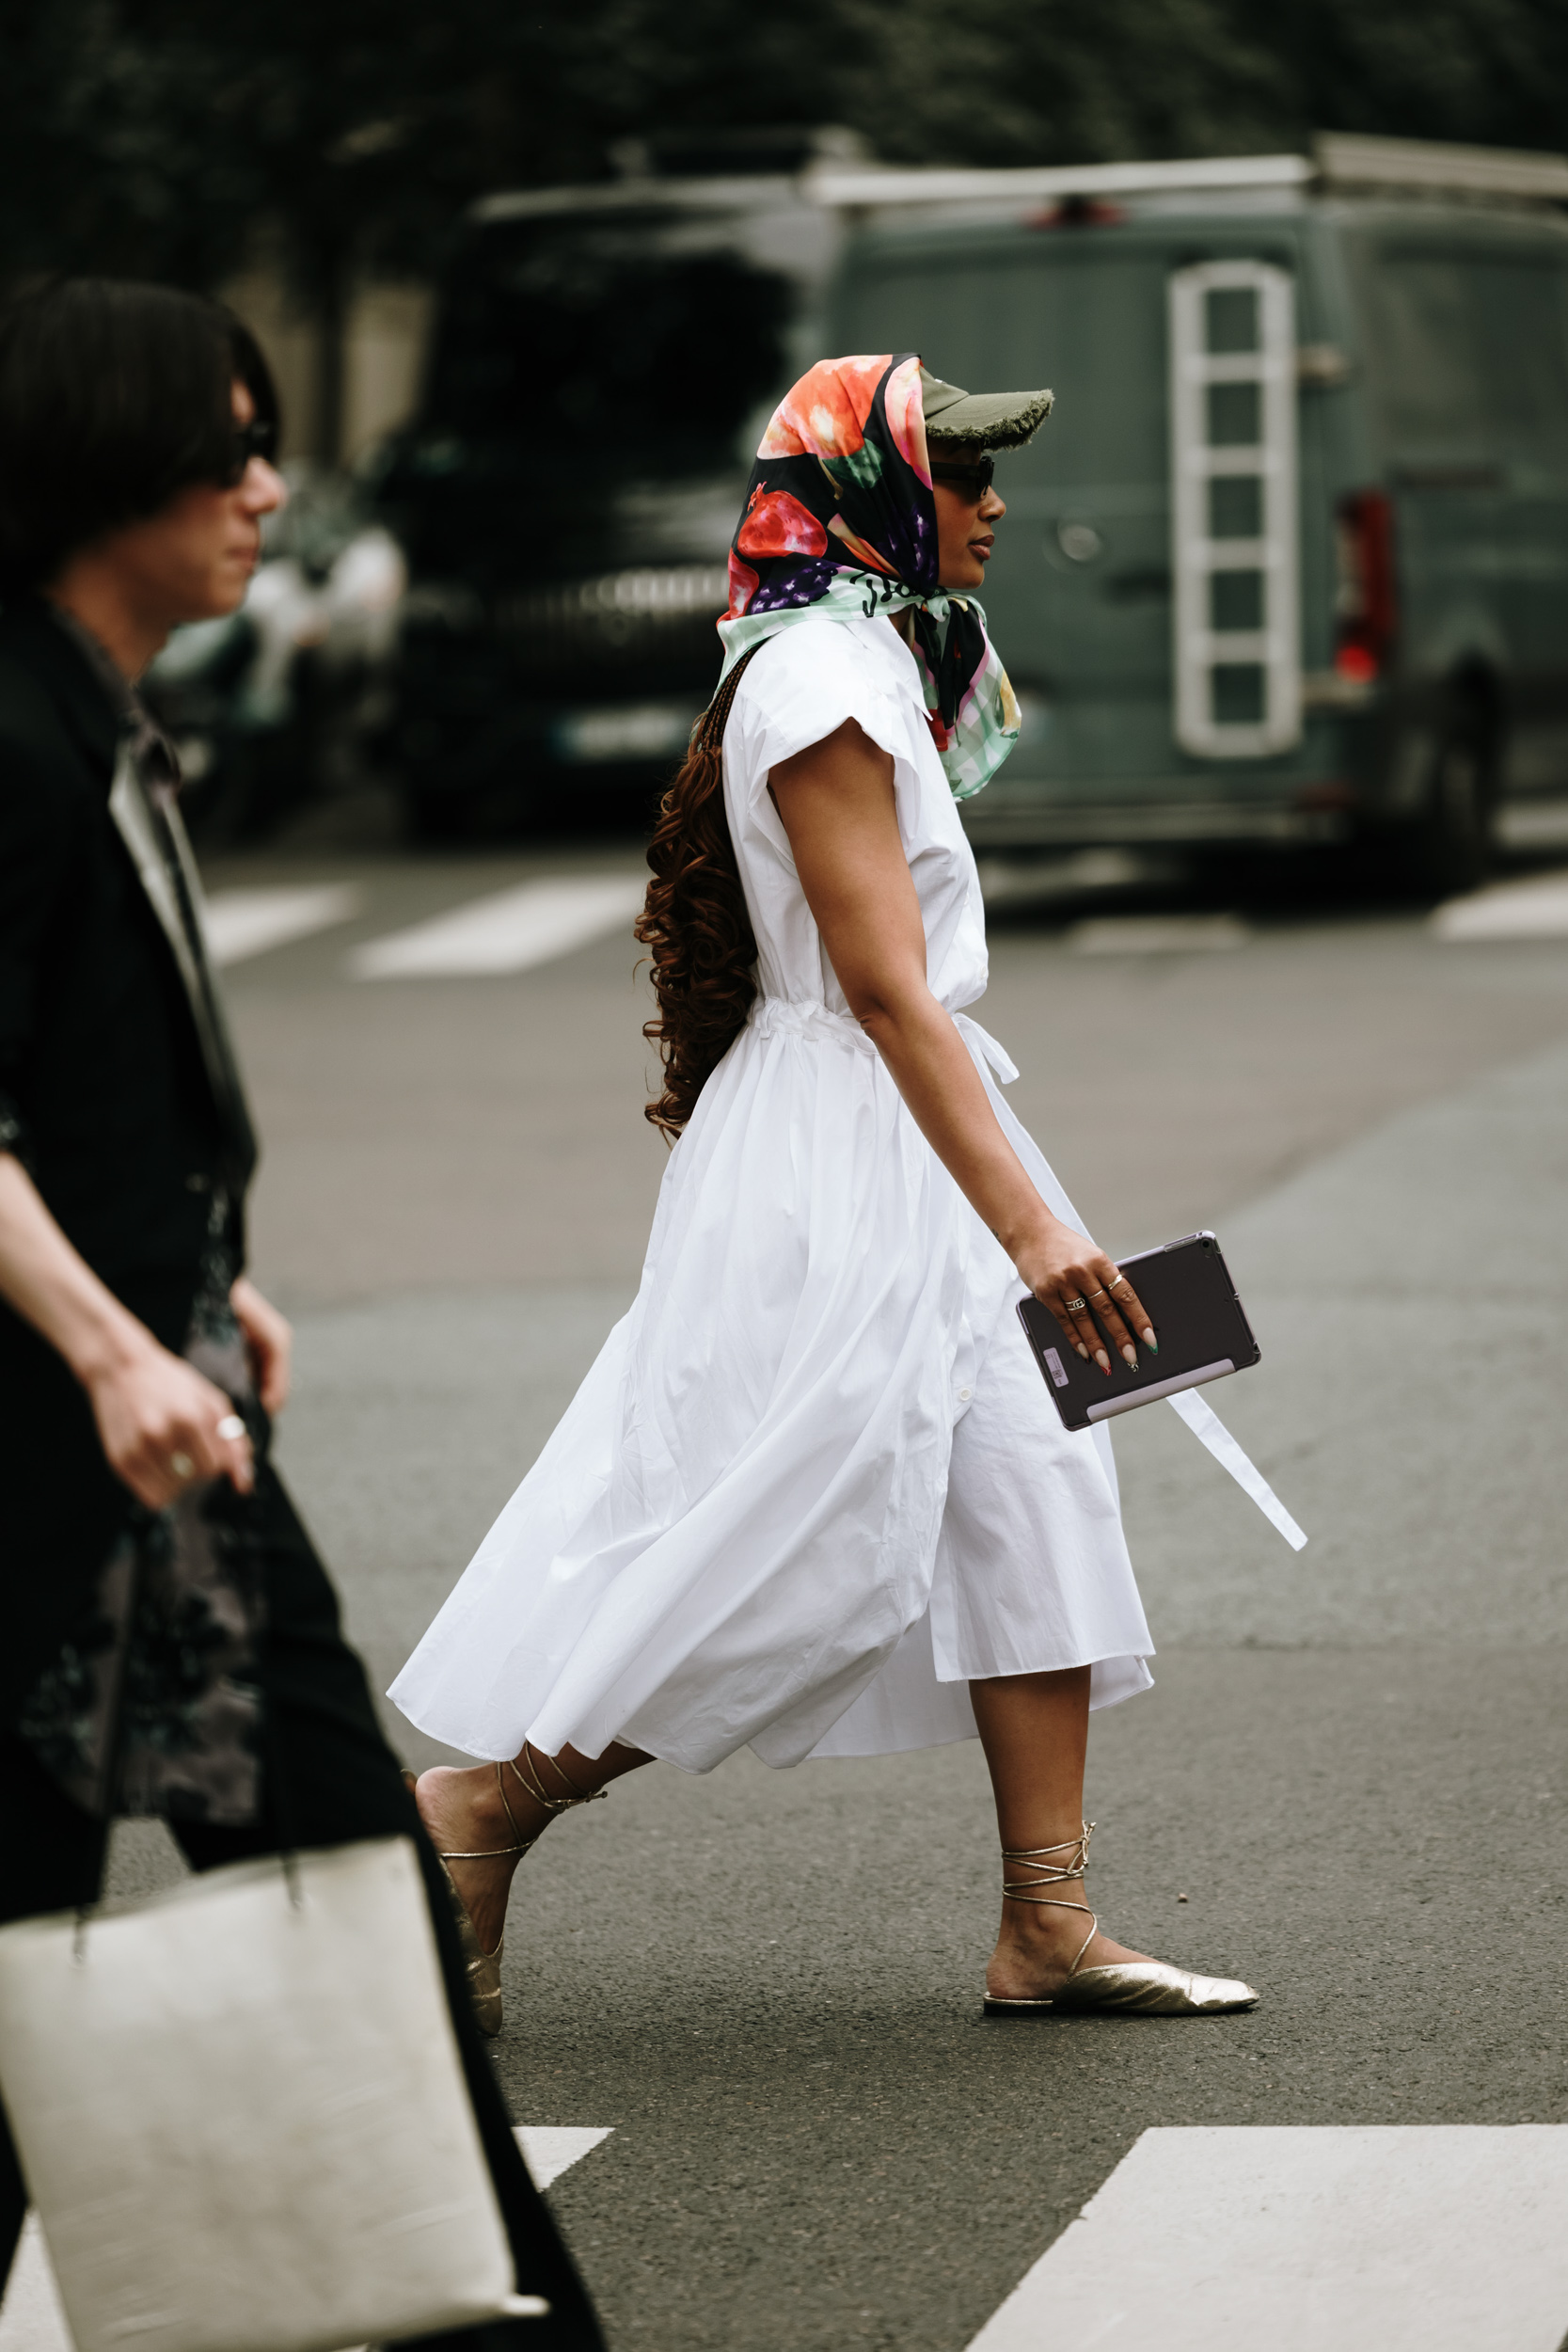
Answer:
[{"left": 0, "top": 599, "right": 257, "bottom": 1718}]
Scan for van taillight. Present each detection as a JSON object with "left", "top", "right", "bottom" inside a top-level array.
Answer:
[{"left": 1334, "top": 491, "right": 1397, "bottom": 681}]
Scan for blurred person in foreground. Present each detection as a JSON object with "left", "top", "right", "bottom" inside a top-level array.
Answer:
[{"left": 0, "top": 278, "right": 602, "bottom": 2352}]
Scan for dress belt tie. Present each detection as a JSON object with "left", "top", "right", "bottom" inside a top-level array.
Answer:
[
  {"left": 742, "top": 999, "right": 1305, "bottom": 1549},
  {"left": 745, "top": 998, "right": 879, "bottom": 1055},
  {"left": 745, "top": 999, "right": 1020, "bottom": 1080}
]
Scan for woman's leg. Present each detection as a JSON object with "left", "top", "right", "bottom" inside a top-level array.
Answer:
[
  {"left": 970, "top": 1668, "right": 1154, "bottom": 2001},
  {"left": 414, "top": 1741, "right": 653, "bottom": 1956}
]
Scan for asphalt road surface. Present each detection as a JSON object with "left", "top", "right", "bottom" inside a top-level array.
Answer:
[{"left": 88, "top": 817, "right": 1568, "bottom": 2350}]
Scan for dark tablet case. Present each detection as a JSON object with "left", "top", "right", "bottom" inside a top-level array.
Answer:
[{"left": 1016, "top": 1231, "right": 1260, "bottom": 1432}]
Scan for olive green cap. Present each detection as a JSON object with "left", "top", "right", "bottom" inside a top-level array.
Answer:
[{"left": 920, "top": 367, "right": 1054, "bottom": 449}]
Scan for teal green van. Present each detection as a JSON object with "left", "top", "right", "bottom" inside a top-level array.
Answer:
[{"left": 826, "top": 135, "right": 1568, "bottom": 890}]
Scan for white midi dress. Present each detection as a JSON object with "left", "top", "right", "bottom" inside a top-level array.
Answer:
[{"left": 389, "top": 614, "right": 1155, "bottom": 1773}]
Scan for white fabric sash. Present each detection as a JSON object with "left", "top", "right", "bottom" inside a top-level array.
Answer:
[
  {"left": 745, "top": 1002, "right": 1307, "bottom": 1550},
  {"left": 1166, "top": 1387, "right": 1308, "bottom": 1549}
]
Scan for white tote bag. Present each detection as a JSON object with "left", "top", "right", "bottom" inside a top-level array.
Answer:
[{"left": 0, "top": 1836, "right": 546, "bottom": 2352}]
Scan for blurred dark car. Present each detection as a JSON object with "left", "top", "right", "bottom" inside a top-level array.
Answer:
[{"left": 371, "top": 132, "right": 863, "bottom": 838}]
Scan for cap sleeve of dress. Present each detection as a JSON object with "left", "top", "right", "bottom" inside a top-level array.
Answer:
[{"left": 722, "top": 619, "right": 927, "bottom": 866}]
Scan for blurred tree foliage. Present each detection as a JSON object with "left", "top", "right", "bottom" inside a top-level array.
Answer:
[{"left": 2, "top": 0, "right": 1565, "bottom": 301}]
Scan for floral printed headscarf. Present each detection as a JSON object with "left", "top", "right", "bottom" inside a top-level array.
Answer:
[{"left": 715, "top": 352, "right": 1021, "bottom": 800}]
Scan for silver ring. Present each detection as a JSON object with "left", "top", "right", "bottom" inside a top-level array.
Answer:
[
  {"left": 1062, "top": 1295, "right": 1087, "bottom": 1313},
  {"left": 168, "top": 1452, "right": 195, "bottom": 1482},
  {"left": 215, "top": 1414, "right": 246, "bottom": 1442},
  {"left": 1107, "top": 1275, "right": 1130, "bottom": 1294}
]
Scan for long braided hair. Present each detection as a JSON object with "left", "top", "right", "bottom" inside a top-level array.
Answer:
[{"left": 635, "top": 645, "right": 765, "bottom": 1139}]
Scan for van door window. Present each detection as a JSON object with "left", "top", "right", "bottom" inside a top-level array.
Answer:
[{"left": 1367, "top": 249, "right": 1568, "bottom": 464}]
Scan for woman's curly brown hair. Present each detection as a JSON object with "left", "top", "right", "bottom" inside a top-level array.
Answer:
[{"left": 635, "top": 645, "right": 765, "bottom": 1139}]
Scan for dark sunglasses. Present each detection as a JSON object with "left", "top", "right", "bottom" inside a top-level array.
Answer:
[
  {"left": 223, "top": 415, "right": 279, "bottom": 483},
  {"left": 928, "top": 454, "right": 995, "bottom": 501}
]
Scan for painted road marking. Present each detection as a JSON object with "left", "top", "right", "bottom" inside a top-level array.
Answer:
[
  {"left": 0, "top": 2129, "right": 613, "bottom": 2352},
  {"left": 1497, "top": 799, "right": 1568, "bottom": 851},
  {"left": 517, "top": 2124, "right": 614, "bottom": 2187},
  {"left": 965, "top": 2125, "right": 1568, "bottom": 2352},
  {"left": 1069, "top": 914, "right": 1250, "bottom": 955},
  {"left": 1433, "top": 867, "right": 1568, "bottom": 942},
  {"left": 348, "top": 877, "right": 646, "bottom": 979},
  {"left": 202, "top": 884, "right": 361, "bottom": 967}
]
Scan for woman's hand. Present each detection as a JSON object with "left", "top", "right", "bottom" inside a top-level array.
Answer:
[
  {"left": 0, "top": 1152, "right": 253, "bottom": 1506},
  {"left": 230, "top": 1275, "right": 292, "bottom": 1414},
  {"left": 84, "top": 1336, "right": 254, "bottom": 1510},
  {"left": 1013, "top": 1213, "right": 1157, "bottom": 1377}
]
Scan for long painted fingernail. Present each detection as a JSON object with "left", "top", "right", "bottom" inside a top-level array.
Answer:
[
  {"left": 1096, "top": 1350, "right": 1111, "bottom": 1375},
  {"left": 1143, "top": 1329, "right": 1158, "bottom": 1352},
  {"left": 1075, "top": 1343, "right": 1089, "bottom": 1359},
  {"left": 1121, "top": 1344, "right": 1137, "bottom": 1369}
]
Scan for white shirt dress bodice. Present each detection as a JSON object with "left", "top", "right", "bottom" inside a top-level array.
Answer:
[{"left": 389, "top": 615, "right": 1153, "bottom": 1772}]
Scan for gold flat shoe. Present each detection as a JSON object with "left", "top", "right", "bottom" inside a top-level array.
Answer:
[
  {"left": 437, "top": 1855, "right": 506, "bottom": 2037},
  {"left": 403, "top": 1751, "right": 607, "bottom": 2039},
  {"left": 986, "top": 1962, "right": 1258, "bottom": 2017},
  {"left": 404, "top": 1766, "right": 519, "bottom": 2039},
  {"left": 982, "top": 1823, "right": 1259, "bottom": 2018}
]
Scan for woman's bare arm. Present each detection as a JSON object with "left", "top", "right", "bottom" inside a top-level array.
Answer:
[
  {"left": 768, "top": 719, "right": 1153, "bottom": 1371},
  {"left": 0, "top": 1151, "right": 254, "bottom": 1504}
]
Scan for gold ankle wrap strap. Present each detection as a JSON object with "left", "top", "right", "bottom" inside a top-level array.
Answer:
[
  {"left": 1001, "top": 1821, "right": 1098, "bottom": 1974},
  {"left": 437, "top": 1746, "right": 607, "bottom": 1864},
  {"left": 507, "top": 1745, "right": 608, "bottom": 1817}
]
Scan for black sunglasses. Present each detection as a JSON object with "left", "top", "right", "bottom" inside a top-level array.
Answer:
[
  {"left": 928, "top": 454, "right": 995, "bottom": 501},
  {"left": 223, "top": 415, "right": 279, "bottom": 483}
]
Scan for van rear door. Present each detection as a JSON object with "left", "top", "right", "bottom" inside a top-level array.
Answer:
[
  {"left": 834, "top": 233, "right": 1176, "bottom": 820},
  {"left": 832, "top": 222, "right": 1314, "bottom": 843},
  {"left": 1349, "top": 230, "right": 1568, "bottom": 802}
]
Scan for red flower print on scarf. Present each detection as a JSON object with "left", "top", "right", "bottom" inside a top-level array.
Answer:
[
  {"left": 736, "top": 487, "right": 830, "bottom": 560},
  {"left": 727, "top": 552, "right": 761, "bottom": 617},
  {"left": 882, "top": 355, "right": 930, "bottom": 486},
  {"left": 757, "top": 354, "right": 891, "bottom": 462}
]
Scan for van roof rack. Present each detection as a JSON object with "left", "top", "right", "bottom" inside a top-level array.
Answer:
[
  {"left": 470, "top": 132, "right": 1568, "bottom": 229},
  {"left": 802, "top": 154, "right": 1313, "bottom": 210},
  {"left": 1312, "top": 131, "right": 1568, "bottom": 205},
  {"left": 806, "top": 135, "right": 1568, "bottom": 213}
]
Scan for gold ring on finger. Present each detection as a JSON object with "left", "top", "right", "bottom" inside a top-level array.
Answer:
[
  {"left": 168, "top": 1452, "right": 195, "bottom": 1482},
  {"left": 1062, "top": 1295, "right": 1087, "bottom": 1312}
]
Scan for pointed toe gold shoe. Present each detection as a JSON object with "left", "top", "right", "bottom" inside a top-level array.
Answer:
[
  {"left": 404, "top": 1752, "right": 608, "bottom": 2038},
  {"left": 1050, "top": 1960, "right": 1258, "bottom": 2014},
  {"left": 403, "top": 1767, "right": 517, "bottom": 2039},
  {"left": 445, "top": 1878, "right": 506, "bottom": 2039},
  {"left": 980, "top": 1824, "right": 1259, "bottom": 2018}
]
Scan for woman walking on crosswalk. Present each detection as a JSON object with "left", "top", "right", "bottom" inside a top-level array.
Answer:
[{"left": 392, "top": 353, "right": 1258, "bottom": 2032}]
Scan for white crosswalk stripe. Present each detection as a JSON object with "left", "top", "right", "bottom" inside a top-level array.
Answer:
[
  {"left": 1433, "top": 867, "right": 1568, "bottom": 941},
  {"left": 201, "top": 884, "right": 361, "bottom": 967},
  {"left": 0, "top": 2129, "right": 613, "bottom": 2352},
  {"left": 516, "top": 2124, "right": 614, "bottom": 2188},
  {"left": 965, "top": 2126, "right": 1568, "bottom": 2352},
  {"left": 347, "top": 878, "right": 646, "bottom": 979}
]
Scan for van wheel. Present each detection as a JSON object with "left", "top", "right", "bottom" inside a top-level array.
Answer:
[{"left": 1394, "top": 708, "right": 1496, "bottom": 899}]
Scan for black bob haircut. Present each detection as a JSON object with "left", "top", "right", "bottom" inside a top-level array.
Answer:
[{"left": 0, "top": 277, "right": 279, "bottom": 596}]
